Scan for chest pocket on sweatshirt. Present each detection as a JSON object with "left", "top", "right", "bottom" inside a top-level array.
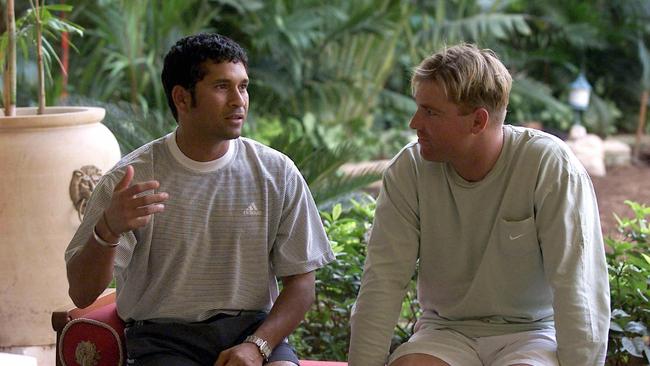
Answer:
[{"left": 498, "top": 216, "right": 539, "bottom": 256}]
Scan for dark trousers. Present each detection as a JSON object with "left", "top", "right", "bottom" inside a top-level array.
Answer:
[{"left": 124, "top": 311, "right": 299, "bottom": 366}]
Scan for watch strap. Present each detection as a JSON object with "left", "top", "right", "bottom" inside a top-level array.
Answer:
[{"left": 244, "top": 335, "right": 272, "bottom": 361}]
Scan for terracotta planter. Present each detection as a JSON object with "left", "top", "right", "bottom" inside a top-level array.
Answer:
[{"left": 0, "top": 107, "right": 121, "bottom": 347}]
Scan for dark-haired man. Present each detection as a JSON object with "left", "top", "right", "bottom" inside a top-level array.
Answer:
[{"left": 66, "top": 33, "right": 334, "bottom": 366}]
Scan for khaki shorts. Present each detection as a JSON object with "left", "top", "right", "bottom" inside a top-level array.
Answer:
[{"left": 388, "top": 327, "right": 559, "bottom": 366}]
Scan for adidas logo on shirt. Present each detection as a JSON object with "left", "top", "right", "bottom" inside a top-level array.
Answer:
[{"left": 243, "top": 202, "right": 262, "bottom": 216}]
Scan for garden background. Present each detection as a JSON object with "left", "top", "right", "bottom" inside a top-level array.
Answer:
[{"left": 2, "top": 0, "right": 650, "bottom": 365}]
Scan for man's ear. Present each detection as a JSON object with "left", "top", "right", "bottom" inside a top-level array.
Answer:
[
  {"left": 172, "top": 85, "right": 192, "bottom": 114},
  {"left": 471, "top": 107, "right": 490, "bottom": 134}
]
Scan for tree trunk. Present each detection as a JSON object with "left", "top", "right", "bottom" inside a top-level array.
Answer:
[
  {"left": 36, "top": 0, "right": 46, "bottom": 114},
  {"left": 635, "top": 89, "right": 649, "bottom": 161},
  {"left": 3, "top": 0, "right": 16, "bottom": 116}
]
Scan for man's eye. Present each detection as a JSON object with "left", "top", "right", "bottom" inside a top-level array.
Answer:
[{"left": 239, "top": 84, "right": 248, "bottom": 91}]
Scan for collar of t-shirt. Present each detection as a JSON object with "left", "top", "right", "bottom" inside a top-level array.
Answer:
[
  {"left": 165, "top": 129, "right": 236, "bottom": 173},
  {"left": 444, "top": 125, "right": 511, "bottom": 188}
]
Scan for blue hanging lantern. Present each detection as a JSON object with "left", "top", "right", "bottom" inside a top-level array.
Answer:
[{"left": 568, "top": 73, "right": 592, "bottom": 111}]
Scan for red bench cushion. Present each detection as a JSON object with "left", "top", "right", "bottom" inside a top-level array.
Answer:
[{"left": 59, "top": 302, "right": 125, "bottom": 366}]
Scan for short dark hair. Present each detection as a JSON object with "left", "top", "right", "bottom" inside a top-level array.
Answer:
[{"left": 161, "top": 33, "right": 248, "bottom": 121}]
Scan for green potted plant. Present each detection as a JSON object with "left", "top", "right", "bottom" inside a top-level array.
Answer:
[
  {"left": 3, "top": 0, "right": 81, "bottom": 115},
  {"left": 0, "top": 0, "right": 121, "bottom": 351}
]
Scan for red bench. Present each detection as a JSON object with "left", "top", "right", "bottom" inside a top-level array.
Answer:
[{"left": 52, "top": 290, "right": 346, "bottom": 366}]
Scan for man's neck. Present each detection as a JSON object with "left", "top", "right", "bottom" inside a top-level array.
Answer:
[
  {"left": 175, "top": 127, "right": 230, "bottom": 162},
  {"left": 451, "top": 125, "right": 504, "bottom": 182}
]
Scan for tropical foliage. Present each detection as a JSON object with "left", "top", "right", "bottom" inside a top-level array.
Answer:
[
  {"left": 7, "top": 0, "right": 650, "bottom": 147},
  {"left": 64, "top": 0, "right": 220, "bottom": 110},
  {"left": 607, "top": 201, "right": 650, "bottom": 365}
]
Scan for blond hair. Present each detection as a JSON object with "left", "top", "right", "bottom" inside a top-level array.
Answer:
[{"left": 412, "top": 43, "right": 512, "bottom": 120}]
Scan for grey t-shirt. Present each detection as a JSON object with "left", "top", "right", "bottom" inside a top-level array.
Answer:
[{"left": 65, "top": 131, "right": 335, "bottom": 322}]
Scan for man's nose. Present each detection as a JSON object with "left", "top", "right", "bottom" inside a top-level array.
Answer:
[
  {"left": 229, "top": 89, "right": 246, "bottom": 107},
  {"left": 408, "top": 115, "right": 420, "bottom": 130}
]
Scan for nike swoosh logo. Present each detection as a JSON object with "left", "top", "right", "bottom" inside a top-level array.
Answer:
[{"left": 509, "top": 233, "right": 525, "bottom": 240}]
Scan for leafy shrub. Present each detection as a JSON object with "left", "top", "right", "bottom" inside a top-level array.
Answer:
[
  {"left": 606, "top": 201, "right": 650, "bottom": 365},
  {"left": 291, "top": 197, "right": 419, "bottom": 361}
]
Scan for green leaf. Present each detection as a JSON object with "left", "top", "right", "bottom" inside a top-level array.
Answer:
[
  {"left": 332, "top": 203, "right": 342, "bottom": 221},
  {"left": 622, "top": 336, "right": 644, "bottom": 358},
  {"left": 626, "top": 322, "right": 649, "bottom": 335},
  {"left": 643, "top": 253, "right": 650, "bottom": 266},
  {"left": 42, "top": 4, "right": 74, "bottom": 12},
  {"left": 612, "top": 308, "right": 631, "bottom": 318},
  {"left": 610, "top": 320, "right": 624, "bottom": 332}
]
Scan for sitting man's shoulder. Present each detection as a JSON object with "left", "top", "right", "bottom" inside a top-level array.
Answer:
[
  {"left": 237, "top": 137, "right": 294, "bottom": 165},
  {"left": 104, "top": 135, "right": 167, "bottom": 184}
]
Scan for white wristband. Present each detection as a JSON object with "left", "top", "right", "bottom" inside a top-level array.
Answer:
[{"left": 93, "top": 226, "right": 119, "bottom": 248}]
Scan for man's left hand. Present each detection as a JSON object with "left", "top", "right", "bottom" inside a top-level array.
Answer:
[{"left": 215, "top": 342, "right": 264, "bottom": 366}]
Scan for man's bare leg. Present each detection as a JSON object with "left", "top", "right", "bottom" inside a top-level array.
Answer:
[{"left": 390, "top": 353, "right": 450, "bottom": 366}]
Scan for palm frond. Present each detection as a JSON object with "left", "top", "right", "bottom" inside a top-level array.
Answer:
[
  {"left": 64, "top": 95, "right": 175, "bottom": 155},
  {"left": 247, "top": 0, "right": 407, "bottom": 130},
  {"left": 585, "top": 94, "right": 621, "bottom": 137},
  {"left": 267, "top": 120, "right": 382, "bottom": 208},
  {"left": 444, "top": 13, "right": 531, "bottom": 42},
  {"left": 511, "top": 75, "right": 571, "bottom": 115},
  {"left": 411, "top": 9, "right": 530, "bottom": 58},
  {"left": 638, "top": 39, "right": 650, "bottom": 90},
  {"left": 508, "top": 74, "right": 572, "bottom": 129},
  {"left": 311, "top": 169, "right": 382, "bottom": 209}
]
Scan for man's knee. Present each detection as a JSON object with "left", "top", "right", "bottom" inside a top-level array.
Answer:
[
  {"left": 266, "top": 361, "right": 297, "bottom": 366},
  {"left": 390, "top": 353, "right": 450, "bottom": 366}
]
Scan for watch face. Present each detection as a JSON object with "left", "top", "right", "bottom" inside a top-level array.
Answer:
[
  {"left": 245, "top": 335, "right": 272, "bottom": 360},
  {"left": 260, "top": 343, "right": 272, "bottom": 358}
]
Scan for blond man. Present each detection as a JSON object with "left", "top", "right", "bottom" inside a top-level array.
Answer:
[{"left": 349, "top": 44, "right": 609, "bottom": 366}]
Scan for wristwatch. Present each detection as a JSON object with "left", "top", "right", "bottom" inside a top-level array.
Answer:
[{"left": 244, "top": 335, "right": 272, "bottom": 361}]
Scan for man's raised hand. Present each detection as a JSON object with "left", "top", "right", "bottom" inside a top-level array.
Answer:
[{"left": 102, "top": 165, "right": 168, "bottom": 237}]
